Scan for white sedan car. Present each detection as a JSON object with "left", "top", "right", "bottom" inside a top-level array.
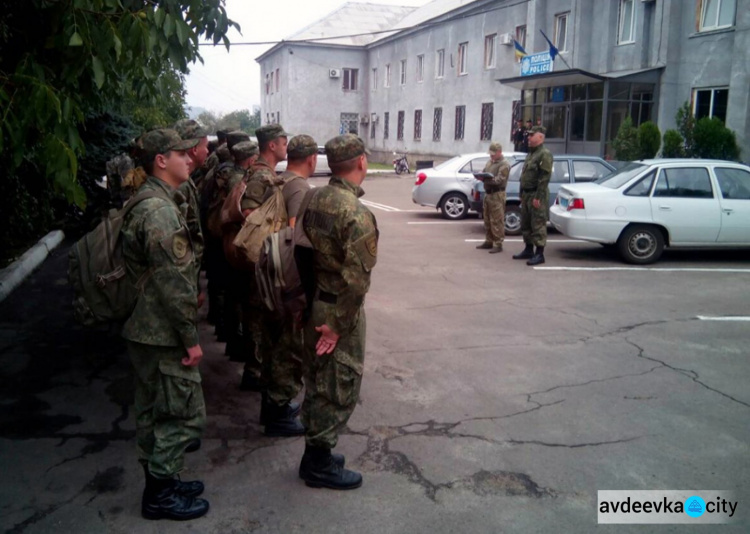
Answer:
[
  {"left": 550, "top": 159, "right": 750, "bottom": 264},
  {"left": 275, "top": 146, "right": 331, "bottom": 175},
  {"left": 411, "top": 152, "right": 525, "bottom": 219}
]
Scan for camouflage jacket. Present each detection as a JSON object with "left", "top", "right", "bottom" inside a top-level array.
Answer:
[
  {"left": 482, "top": 157, "right": 511, "bottom": 193},
  {"left": 241, "top": 156, "right": 277, "bottom": 211},
  {"left": 176, "top": 176, "right": 204, "bottom": 264},
  {"left": 303, "top": 176, "right": 378, "bottom": 335},
  {"left": 121, "top": 177, "right": 199, "bottom": 348},
  {"left": 520, "top": 144, "right": 553, "bottom": 201}
]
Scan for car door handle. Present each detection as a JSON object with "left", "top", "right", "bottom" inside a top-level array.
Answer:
[
  {"left": 658, "top": 206, "right": 672, "bottom": 211},
  {"left": 723, "top": 208, "right": 734, "bottom": 214}
]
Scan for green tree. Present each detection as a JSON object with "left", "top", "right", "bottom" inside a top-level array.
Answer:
[
  {"left": 693, "top": 117, "right": 741, "bottom": 161},
  {"left": 222, "top": 109, "right": 254, "bottom": 133},
  {"left": 675, "top": 101, "right": 695, "bottom": 157},
  {"left": 637, "top": 121, "right": 661, "bottom": 159},
  {"left": 612, "top": 116, "right": 640, "bottom": 161},
  {"left": 198, "top": 110, "right": 221, "bottom": 133},
  {"left": 662, "top": 129, "right": 684, "bottom": 158}
]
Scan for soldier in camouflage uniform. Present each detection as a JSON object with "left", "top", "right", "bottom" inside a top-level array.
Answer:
[
  {"left": 476, "top": 142, "right": 511, "bottom": 253},
  {"left": 258, "top": 134, "right": 318, "bottom": 437},
  {"left": 201, "top": 128, "right": 228, "bottom": 181},
  {"left": 298, "top": 134, "right": 378, "bottom": 490},
  {"left": 121, "top": 129, "right": 209, "bottom": 521},
  {"left": 512, "top": 125, "right": 552, "bottom": 266}
]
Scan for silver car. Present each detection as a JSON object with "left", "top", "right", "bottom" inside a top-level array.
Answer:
[
  {"left": 276, "top": 146, "right": 331, "bottom": 175},
  {"left": 411, "top": 152, "right": 525, "bottom": 219}
]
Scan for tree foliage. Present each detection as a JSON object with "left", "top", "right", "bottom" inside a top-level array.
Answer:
[
  {"left": 662, "top": 129, "right": 684, "bottom": 158},
  {"left": 198, "top": 108, "right": 261, "bottom": 134},
  {"left": 675, "top": 101, "right": 695, "bottom": 157},
  {"left": 0, "top": 0, "right": 239, "bottom": 209},
  {"left": 612, "top": 116, "right": 640, "bottom": 161},
  {"left": 637, "top": 121, "right": 661, "bottom": 159},
  {"left": 693, "top": 117, "right": 741, "bottom": 161}
]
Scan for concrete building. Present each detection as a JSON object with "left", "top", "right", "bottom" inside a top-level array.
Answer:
[{"left": 257, "top": 0, "right": 749, "bottom": 163}]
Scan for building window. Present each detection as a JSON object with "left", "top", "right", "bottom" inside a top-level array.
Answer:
[
  {"left": 700, "top": 0, "right": 736, "bottom": 30},
  {"left": 384, "top": 112, "right": 390, "bottom": 139},
  {"left": 277, "top": 111, "right": 280, "bottom": 124},
  {"left": 433, "top": 107, "right": 442, "bottom": 141},
  {"left": 618, "top": 0, "right": 636, "bottom": 43},
  {"left": 554, "top": 12, "right": 569, "bottom": 52},
  {"left": 400, "top": 60, "right": 407, "bottom": 85},
  {"left": 340, "top": 113, "right": 358, "bottom": 135},
  {"left": 372, "top": 68, "right": 377, "bottom": 91},
  {"left": 454, "top": 105, "right": 465, "bottom": 140},
  {"left": 693, "top": 87, "right": 729, "bottom": 123},
  {"left": 370, "top": 121, "right": 376, "bottom": 139},
  {"left": 275, "top": 68, "right": 280, "bottom": 91},
  {"left": 515, "top": 25, "right": 526, "bottom": 63},
  {"left": 436, "top": 49, "right": 445, "bottom": 78},
  {"left": 265, "top": 74, "right": 270, "bottom": 95},
  {"left": 480, "top": 103, "right": 493, "bottom": 140},
  {"left": 457, "top": 42, "right": 468, "bottom": 75},
  {"left": 397, "top": 111, "right": 405, "bottom": 140},
  {"left": 385, "top": 64, "right": 391, "bottom": 88},
  {"left": 343, "top": 68, "right": 359, "bottom": 91},
  {"left": 416, "top": 55, "right": 424, "bottom": 83},
  {"left": 414, "top": 109, "right": 422, "bottom": 141},
  {"left": 484, "top": 34, "right": 496, "bottom": 69},
  {"left": 270, "top": 71, "right": 274, "bottom": 94}
]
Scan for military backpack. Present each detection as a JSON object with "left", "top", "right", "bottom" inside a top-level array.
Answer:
[
  {"left": 232, "top": 176, "right": 289, "bottom": 265},
  {"left": 68, "top": 189, "right": 166, "bottom": 326}
]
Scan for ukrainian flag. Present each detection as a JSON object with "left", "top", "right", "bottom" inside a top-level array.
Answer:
[{"left": 514, "top": 40, "right": 527, "bottom": 60}]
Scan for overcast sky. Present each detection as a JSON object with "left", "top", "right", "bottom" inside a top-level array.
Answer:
[{"left": 184, "top": 0, "right": 431, "bottom": 115}]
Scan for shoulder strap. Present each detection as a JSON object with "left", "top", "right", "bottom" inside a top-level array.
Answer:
[{"left": 120, "top": 190, "right": 165, "bottom": 217}]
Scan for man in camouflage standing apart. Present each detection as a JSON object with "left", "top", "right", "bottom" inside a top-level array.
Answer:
[
  {"left": 298, "top": 134, "right": 378, "bottom": 490},
  {"left": 476, "top": 142, "right": 510, "bottom": 254},
  {"left": 512, "top": 125, "right": 552, "bottom": 266},
  {"left": 121, "top": 129, "right": 209, "bottom": 521}
]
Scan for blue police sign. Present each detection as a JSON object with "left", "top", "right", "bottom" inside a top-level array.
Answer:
[{"left": 520, "top": 52, "right": 554, "bottom": 77}]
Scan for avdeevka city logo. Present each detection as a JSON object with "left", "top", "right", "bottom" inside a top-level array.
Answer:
[{"left": 685, "top": 496, "right": 707, "bottom": 518}]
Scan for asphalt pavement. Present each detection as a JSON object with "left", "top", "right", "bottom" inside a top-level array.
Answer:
[{"left": 1, "top": 172, "right": 749, "bottom": 533}]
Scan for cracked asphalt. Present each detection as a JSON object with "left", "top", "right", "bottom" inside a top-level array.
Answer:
[{"left": 1, "top": 174, "right": 749, "bottom": 533}]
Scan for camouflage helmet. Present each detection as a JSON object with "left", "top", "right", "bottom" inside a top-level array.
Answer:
[{"left": 325, "top": 134, "right": 370, "bottom": 164}]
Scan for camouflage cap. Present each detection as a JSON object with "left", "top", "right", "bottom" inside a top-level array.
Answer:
[
  {"left": 325, "top": 134, "right": 370, "bottom": 164},
  {"left": 216, "top": 128, "right": 230, "bottom": 139},
  {"left": 255, "top": 124, "right": 290, "bottom": 146},
  {"left": 226, "top": 130, "right": 251, "bottom": 150},
  {"left": 530, "top": 125, "right": 546, "bottom": 134},
  {"left": 174, "top": 119, "right": 208, "bottom": 141},
  {"left": 140, "top": 129, "right": 198, "bottom": 161},
  {"left": 287, "top": 134, "right": 318, "bottom": 159},
  {"left": 216, "top": 144, "right": 232, "bottom": 163},
  {"left": 231, "top": 140, "right": 259, "bottom": 161},
  {"left": 489, "top": 142, "right": 503, "bottom": 152}
]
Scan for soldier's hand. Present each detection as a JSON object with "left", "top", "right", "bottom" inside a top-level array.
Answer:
[
  {"left": 183, "top": 345, "right": 203, "bottom": 366},
  {"left": 197, "top": 291, "right": 206, "bottom": 309},
  {"left": 532, "top": 198, "right": 541, "bottom": 209},
  {"left": 314, "top": 325, "right": 340, "bottom": 356}
]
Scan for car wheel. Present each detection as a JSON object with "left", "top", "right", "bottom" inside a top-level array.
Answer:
[
  {"left": 440, "top": 192, "right": 469, "bottom": 220},
  {"left": 504, "top": 205, "right": 522, "bottom": 235},
  {"left": 617, "top": 225, "right": 665, "bottom": 264}
]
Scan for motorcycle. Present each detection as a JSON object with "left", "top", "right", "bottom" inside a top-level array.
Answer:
[{"left": 392, "top": 152, "right": 410, "bottom": 174}]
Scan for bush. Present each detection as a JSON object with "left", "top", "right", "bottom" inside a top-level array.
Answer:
[
  {"left": 662, "top": 130, "right": 684, "bottom": 158},
  {"left": 612, "top": 116, "right": 640, "bottom": 161},
  {"left": 676, "top": 102, "right": 695, "bottom": 157},
  {"left": 638, "top": 121, "right": 661, "bottom": 159},
  {"left": 693, "top": 117, "right": 741, "bottom": 161}
]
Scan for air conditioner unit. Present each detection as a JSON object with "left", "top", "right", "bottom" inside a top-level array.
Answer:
[
  {"left": 360, "top": 113, "right": 370, "bottom": 123},
  {"left": 329, "top": 68, "right": 341, "bottom": 78},
  {"left": 499, "top": 33, "right": 513, "bottom": 46},
  {"left": 371, "top": 112, "right": 379, "bottom": 123}
]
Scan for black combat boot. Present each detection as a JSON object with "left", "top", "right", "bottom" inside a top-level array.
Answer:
[
  {"left": 489, "top": 244, "right": 503, "bottom": 254},
  {"left": 185, "top": 438, "right": 201, "bottom": 453},
  {"left": 298, "top": 445, "right": 345, "bottom": 479},
  {"left": 527, "top": 246, "right": 545, "bottom": 266},
  {"left": 142, "top": 465, "right": 203, "bottom": 497},
  {"left": 299, "top": 446, "right": 362, "bottom": 490},
  {"left": 512, "top": 244, "right": 534, "bottom": 260},
  {"left": 262, "top": 398, "right": 305, "bottom": 437},
  {"left": 259, "top": 394, "right": 301, "bottom": 425},
  {"left": 475, "top": 242, "right": 492, "bottom": 250},
  {"left": 141, "top": 470, "right": 209, "bottom": 520},
  {"left": 239, "top": 370, "right": 262, "bottom": 392}
]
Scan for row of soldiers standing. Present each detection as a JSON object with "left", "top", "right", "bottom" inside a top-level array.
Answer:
[{"left": 118, "top": 121, "right": 378, "bottom": 521}]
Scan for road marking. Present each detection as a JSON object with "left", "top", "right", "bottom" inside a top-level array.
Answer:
[
  {"left": 361, "top": 200, "right": 401, "bottom": 212},
  {"left": 465, "top": 238, "right": 586, "bottom": 243},
  {"left": 535, "top": 267, "right": 750, "bottom": 273},
  {"left": 407, "top": 221, "right": 477, "bottom": 224},
  {"left": 697, "top": 316, "right": 750, "bottom": 321}
]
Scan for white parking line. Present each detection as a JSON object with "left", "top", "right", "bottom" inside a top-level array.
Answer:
[
  {"left": 407, "top": 221, "right": 477, "bottom": 224},
  {"left": 697, "top": 316, "right": 750, "bottom": 321},
  {"left": 465, "top": 238, "right": 586, "bottom": 243},
  {"left": 534, "top": 267, "right": 750, "bottom": 273},
  {"left": 361, "top": 200, "right": 401, "bottom": 212}
]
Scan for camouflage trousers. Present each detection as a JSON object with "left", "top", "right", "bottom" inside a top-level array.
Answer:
[
  {"left": 127, "top": 341, "right": 205, "bottom": 478},
  {"left": 302, "top": 302, "right": 365, "bottom": 449},
  {"left": 259, "top": 312, "right": 304, "bottom": 406},
  {"left": 520, "top": 193, "right": 549, "bottom": 247},
  {"left": 483, "top": 191, "right": 506, "bottom": 246},
  {"left": 230, "top": 269, "right": 262, "bottom": 376}
]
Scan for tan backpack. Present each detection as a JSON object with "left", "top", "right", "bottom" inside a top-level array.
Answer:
[{"left": 232, "top": 179, "right": 288, "bottom": 265}]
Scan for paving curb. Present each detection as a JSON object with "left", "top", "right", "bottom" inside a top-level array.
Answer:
[{"left": 0, "top": 230, "right": 66, "bottom": 303}]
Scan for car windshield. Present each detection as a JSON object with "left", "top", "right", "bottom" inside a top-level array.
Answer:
[
  {"left": 433, "top": 155, "right": 464, "bottom": 171},
  {"left": 595, "top": 162, "right": 648, "bottom": 189}
]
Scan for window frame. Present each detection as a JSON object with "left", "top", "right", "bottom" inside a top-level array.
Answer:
[
  {"left": 454, "top": 105, "right": 466, "bottom": 140},
  {"left": 384, "top": 111, "right": 390, "bottom": 139},
  {"left": 457, "top": 42, "right": 468, "bottom": 76},
  {"left": 554, "top": 12, "right": 569, "bottom": 52},
  {"left": 433, "top": 107, "right": 443, "bottom": 141},
  {"left": 414, "top": 109, "right": 422, "bottom": 141},
  {"left": 699, "top": 0, "right": 736, "bottom": 31},
  {"left": 397, "top": 110, "right": 405, "bottom": 140},
  {"left": 480, "top": 102, "right": 493, "bottom": 141},
  {"left": 400, "top": 59, "right": 407, "bottom": 86},
  {"left": 371, "top": 68, "right": 377, "bottom": 91},
  {"left": 692, "top": 87, "right": 729, "bottom": 123},
  {"left": 515, "top": 25, "right": 527, "bottom": 63},
  {"left": 436, "top": 49, "right": 445, "bottom": 78},
  {"left": 416, "top": 54, "right": 424, "bottom": 83},
  {"left": 618, "top": 0, "right": 636, "bottom": 44},
  {"left": 275, "top": 68, "right": 280, "bottom": 91},
  {"left": 384, "top": 63, "right": 391, "bottom": 88},
  {"left": 653, "top": 167, "right": 715, "bottom": 199},
  {"left": 342, "top": 68, "right": 359, "bottom": 91},
  {"left": 484, "top": 34, "right": 496, "bottom": 69}
]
